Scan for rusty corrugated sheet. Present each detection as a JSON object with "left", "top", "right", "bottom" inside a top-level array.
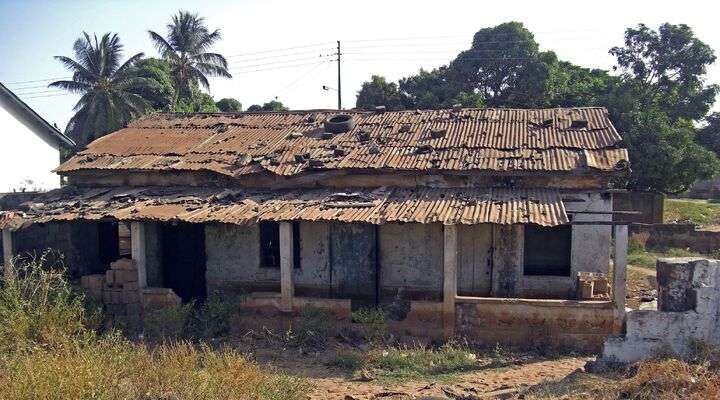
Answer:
[
  {"left": 2, "top": 185, "right": 568, "bottom": 228},
  {"left": 56, "top": 107, "right": 628, "bottom": 177}
]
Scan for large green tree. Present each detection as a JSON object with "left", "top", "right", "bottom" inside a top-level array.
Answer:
[
  {"left": 50, "top": 32, "right": 153, "bottom": 147},
  {"left": 354, "top": 22, "right": 720, "bottom": 194},
  {"left": 356, "top": 75, "right": 406, "bottom": 110},
  {"left": 216, "top": 97, "right": 242, "bottom": 112},
  {"left": 247, "top": 100, "right": 288, "bottom": 112},
  {"left": 148, "top": 11, "right": 231, "bottom": 102}
]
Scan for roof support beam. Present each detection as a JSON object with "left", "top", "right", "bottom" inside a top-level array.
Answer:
[
  {"left": 280, "top": 221, "right": 294, "bottom": 313},
  {"left": 131, "top": 222, "right": 148, "bottom": 289},
  {"left": 443, "top": 224, "right": 458, "bottom": 339},
  {"left": 613, "top": 225, "right": 628, "bottom": 320}
]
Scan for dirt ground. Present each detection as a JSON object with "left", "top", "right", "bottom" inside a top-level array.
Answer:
[
  {"left": 625, "top": 265, "right": 657, "bottom": 309},
  {"left": 245, "top": 343, "right": 588, "bottom": 400}
]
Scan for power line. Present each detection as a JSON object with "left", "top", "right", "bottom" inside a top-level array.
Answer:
[
  {"left": 3, "top": 76, "right": 72, "bottom": 85},
  {"left": 226, "top": 48, "right": 335, "bottom": 62},
  {"left": 272, "top": 61, "right": 331, "bottom": 98},
  {"left": 230, "top": 60, "right": 334, "bottom": 74},
  {"left": 224, "top": 41, "right": 334, "bottom": 57},
  {"left": 228, "top": 54, "right": 334, "bottom": 70}
]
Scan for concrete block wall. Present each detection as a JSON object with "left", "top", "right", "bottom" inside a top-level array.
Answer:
[{"left": 601, "top": 258, "right": 720, "bottom": 364}]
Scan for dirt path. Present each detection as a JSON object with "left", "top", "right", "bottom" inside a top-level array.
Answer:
[
  {"left": 626, "top": 265, "right": 657, "bottom": 309},
  {"left": 305, "top": 357, "right": 587, "bottom": 399}
]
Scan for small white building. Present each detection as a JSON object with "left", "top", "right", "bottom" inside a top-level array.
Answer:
[{"left": 0, "top": 82, "right": 75, "bottom": 192}]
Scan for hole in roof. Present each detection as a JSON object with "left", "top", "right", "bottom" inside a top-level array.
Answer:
[{"left": 570, "top": 120, "right": 588, "bottom": 129}]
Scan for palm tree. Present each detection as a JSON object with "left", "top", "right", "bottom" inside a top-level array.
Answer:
[
  {"left": 50, "top": 33, "right": 152, "bottom": 147},
  {"left": 148, "top": 11, "right": 232, "bottom": 102}
]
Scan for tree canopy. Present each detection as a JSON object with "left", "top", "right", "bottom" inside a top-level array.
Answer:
[
  {"left": 216, "top": 98, "right": 242, "bottom": 112},
  {"left": 247, "top": 100, "right": 289, "bottom": 112},
  {"left": 355, "top": 22, "right": 720, "bottom": 194},
  {"left": 148, "top": 11, "right": 231, "bottom": 102},
  {"left": 50, "top": 32, "right": 153, "bottom": 147}
]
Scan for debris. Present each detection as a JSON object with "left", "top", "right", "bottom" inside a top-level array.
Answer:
[
  {"left": 415, "top": 144, "right": 433, "bottom": 154},
  {"left": 294, "top": 154, "right": 307, "bottom": 163},
  {"left": 334, "top": 148, "right": 346, "bottom": 156},
  {"left": 368, "top": 140, "right": 380, "bottom": 154},
  {"left": 321, "top": 132, "right": 334, "bottom": 139},
  {"left": 309, "top": 159, "right": 324, "bottom": 167},
  {"left": 286, "top": 132, "right": 303, "bottom": 139},
  {"left": 570, "top": 119, "right": 589, "bottom": 129},
  {"left": 374, "top": 105, "right": 386, "bottom": 113}
]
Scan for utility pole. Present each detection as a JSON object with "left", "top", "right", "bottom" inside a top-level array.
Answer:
[{"left": 336, "top": 40, "right": 342, "bottom": 110}]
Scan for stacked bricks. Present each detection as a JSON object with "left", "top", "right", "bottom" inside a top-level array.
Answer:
[
  {"left": 103, "top": 258, "right": 142, "bottom": 329},
  {"left": 576, "top": 272, "right": 610, "bottom": 300}
]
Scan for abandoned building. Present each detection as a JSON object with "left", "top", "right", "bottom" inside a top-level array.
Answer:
[{"left": 0, "top": 107, "right": 631, "bottom": 350}]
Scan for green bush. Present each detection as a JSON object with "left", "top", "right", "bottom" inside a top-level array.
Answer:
[
  {"left": 191, "top": 292, "right": 243, "bottom": 339},
  {"left": 330, "top": 349, "right": 366, "bottom": 370},
  {"left": 368, "top": 343, "right": 479, "bottom": 378}
]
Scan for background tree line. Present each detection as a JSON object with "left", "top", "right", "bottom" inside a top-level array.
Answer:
[{"left": 355, "top": 22, "right": 720, "bottom": 194}]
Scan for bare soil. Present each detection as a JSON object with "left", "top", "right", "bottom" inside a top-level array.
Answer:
[
  {"left": 234, "top": 339, "right": 588, "bottom": 400},
  {"left": 625, "top": 265, "right": 657, "bottom": 309}
]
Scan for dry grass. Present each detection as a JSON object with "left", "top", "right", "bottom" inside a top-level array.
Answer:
[
  {"left": 524, "top": 352, "right": 720, "bottom": 400},
  {"left": 0, "top": 254, "right": 311, "bottom": 400},
  {"left": 664, "top": 198, "right": 720, "bottom": 226}
]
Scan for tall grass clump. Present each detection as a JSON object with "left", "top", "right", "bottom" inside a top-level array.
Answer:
[
  {"left": 0, "top": 254, "right": 310, "bottom": 399},
  {"left": 0, "top": 252, "right": 98, "bottom": 352}
]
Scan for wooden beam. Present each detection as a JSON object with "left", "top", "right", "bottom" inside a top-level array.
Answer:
[
  {"left": 613, "top": 225, "right": 628, "bottom": 313},
  {"left": 443, "top": 224, "right": 458, "bottom": 339},
  {"left": 2, "top": 228, "right": 13, "bottom": 278},
  {"left": 130, "top": 222, "right": 147, "bottom": 289},
  {"left": 280, "top": 222, "right": 294, "bottom": 313}
]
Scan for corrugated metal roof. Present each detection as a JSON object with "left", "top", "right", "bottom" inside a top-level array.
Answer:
[
  {"left": 2, "top": 185, "right": 568, "bottom": 228},
  {"left": 56, "top": 107, "right": 628, "bottom": 177}
]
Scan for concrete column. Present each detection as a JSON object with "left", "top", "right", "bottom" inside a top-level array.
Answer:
[
  {"left": 2, "top": 228, "right": 14, "bottom": 276},
  {"left": 613, "top": 225, "right": 628, "bottom": 312},
  {"left": 131, "top": 222, "right": 148, "bottom": 289},
  {"left": 280, "top": 222, "right": 294, "bottom": 312},
  {"left": 443, "top": 224, "right": 458, "bottom": 338}
]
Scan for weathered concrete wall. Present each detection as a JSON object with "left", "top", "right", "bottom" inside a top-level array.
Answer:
[
  {"left": 567, "top": 192, "right": 612, "bottom": 276},
  {"left": 456, "top": 297, "right": 618, "bottom": 352},
  {"left": 379, "top": 223, "right": 444, "bottom": 301},
  {"left": 601, "top": 258, "right": 720, "bottom": 364},
  {"left": 612, "top": 191, "right": 664, "bottom": 224},
  {"left": 204, "top": 222, "right": 334, "bottom": 296},
  {"left": 491, "top": 224, "right": 523, "bottom": 297}
]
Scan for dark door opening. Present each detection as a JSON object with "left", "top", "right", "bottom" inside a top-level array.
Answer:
[
  {"left": 161, "top": 223, "right": 207, "bottom": 303},
  {"left": 330, "top": 223, "right": 378, "bottom": 309}
]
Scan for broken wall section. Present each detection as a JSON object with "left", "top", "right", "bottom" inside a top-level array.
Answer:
[{"left": 601, "top": 258, "right": 720, "bottom": 364}]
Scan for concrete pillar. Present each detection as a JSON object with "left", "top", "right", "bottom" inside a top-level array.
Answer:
[
  {"left": 280, "top": 221, "right": 294, "bottom": 312},
  {"left": 131, "top": 222, "right": 148, "bottom": 289},
  {"left": 613, "top": 225, "right": 628, "bottom": 312},
  {"left": 443, "top": 224, "right": 458, "bottom": 338},
  {"left": 2, "top": 228, "right": 14, "bottom": 276}
]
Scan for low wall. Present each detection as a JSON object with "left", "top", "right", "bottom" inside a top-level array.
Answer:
[
  {"left": 455, "top": 297, "right": 619, "bottom": 352},
  {"left": 601, "top": 258, "right": 720, "bottom": 364},
  {"left": 630, "top": 223, "right": 720, "bottom": 254}
]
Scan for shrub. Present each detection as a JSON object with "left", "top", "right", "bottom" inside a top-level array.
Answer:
[
  {"left": 351, "top": 307, "right": 386, "bottom": 324},
  {"left": 0, "top": 252, "right": 97, "bottom": 352},
  {"left": 190, "top": 292, "right": 243, "bottom": 339},
  {"left": 142, "top": 302, "right": 195, "bottom": 341},
  {"left": 331, "top": 349, "right": 365, "bottom": 370},
  {"left": 291, "top": 306, "right": 335, "bottom": 349}
]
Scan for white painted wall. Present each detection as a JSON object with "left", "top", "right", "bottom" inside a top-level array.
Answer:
[{"left": 0, "top": 107, "right": 60, "bottom": 192}]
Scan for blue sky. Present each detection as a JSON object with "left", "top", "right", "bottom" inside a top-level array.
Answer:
[{"left": 1, "top": 0, "right": 718, "bottom": 132}]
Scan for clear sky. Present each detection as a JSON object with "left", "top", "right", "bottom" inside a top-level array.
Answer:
[{"left": 0, "top": 0, "right": 718, "bottom": 189}]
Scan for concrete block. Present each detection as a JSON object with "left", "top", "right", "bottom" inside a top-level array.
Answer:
[
  {"left": 122, "top": 289, "right": 139, "bottom": 304},
  {"left": 105, "top": 270, "right": 116, "bottom": 286},
  {"left": 142, "top": 287, "right": 182, "bottom": 310},
  {"left": 657, "top": 258, "right": 702, "bottom": 311},
  {"left": 116, "top": 269, "right": 138, "bottom": 285}
]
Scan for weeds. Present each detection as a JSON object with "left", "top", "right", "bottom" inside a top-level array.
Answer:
[
  {"left": 291, "top": 306, "right": 335, "bottom": 349},
  {"left": 351, "top": 307, "right": 386, "bottom": 324},
  {"left": 332, "top": 341, "right": 480, "bottom": 380}
]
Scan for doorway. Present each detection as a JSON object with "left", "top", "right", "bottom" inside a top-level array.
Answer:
[
  {"left": 161, "top": 223, "right": 207, "bottom": 303},
  {"left": 330, "top": 223, "right": 378, "bottom": 309}
]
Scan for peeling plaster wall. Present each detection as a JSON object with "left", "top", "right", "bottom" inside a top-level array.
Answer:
[
  {"left": 143, "top": 222, "right": 163, "bottom": 287},
  {"left": 567, "top": 192, "right": 612, "bottom": 275},
  {"left": 378, "top": 223, "right": 444, "bottom": 301}
]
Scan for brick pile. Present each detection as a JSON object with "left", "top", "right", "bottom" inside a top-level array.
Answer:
[
  {"left": 103, "top": 258, "right": 142, "bottom": 328},
  {"left": 576, "top": 272, "right": 610, "bottom": 300},
  {"left": 79, "top": 258, "right": 183, "bottom": 331}
]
